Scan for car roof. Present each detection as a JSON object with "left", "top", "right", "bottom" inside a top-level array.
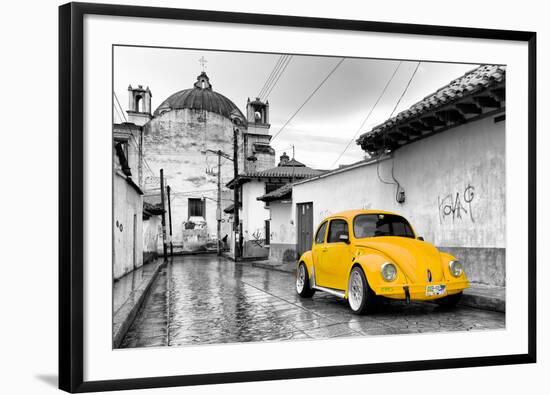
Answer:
[{"left": 326, "top": 209, "right": 398, "bottom": 219}]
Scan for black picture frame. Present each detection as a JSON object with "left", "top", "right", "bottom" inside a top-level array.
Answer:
[{"left": 59, "top": 2, "right": 537, "bottom": 392}]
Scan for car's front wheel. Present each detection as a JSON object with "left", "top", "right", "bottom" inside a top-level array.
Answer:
[
  {"left": 348, "top": 266, "right": 377, "bottom": 315},
  {"left": 296, "top": 262, "right": 315, "bottom": 298}
]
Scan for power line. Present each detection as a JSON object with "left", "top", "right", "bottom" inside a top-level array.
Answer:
[
  {"left": 113, "top": 92, "right": 128, "bottom": 122},
  {"left": 329, "top": 61, "right": 402, "bottom": 168},
  {"left": 258, "top": 55, "right": 286, "bottom": 99},
  {"left": 113, "top": 103, "right": 124, "bottom": 123},
  {"left": 264, "top": 55, "right": 293, "bottom": 100},
  {"left": 271, "top": 57, "right": 346, "bottom": 142},
  {"left": 258, "top": 55, "right": 284, "bottom": 98},
  {"left": 388, "top": 62, "right": 421, "bottom": 119}
]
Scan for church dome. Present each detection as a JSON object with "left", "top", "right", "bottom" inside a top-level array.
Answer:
[{"left": 153, "top": 72, "right": 245, "bottom": 120}]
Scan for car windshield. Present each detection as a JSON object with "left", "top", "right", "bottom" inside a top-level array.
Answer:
[{"left": 353, "top": 214, "right": 415, "bottom": 239}]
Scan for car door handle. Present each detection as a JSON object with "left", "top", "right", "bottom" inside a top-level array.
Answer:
[{"left": 322, "top": 248, "right": 328, "bottom": 252}]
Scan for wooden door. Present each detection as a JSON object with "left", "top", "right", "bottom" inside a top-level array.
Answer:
[
  {"left": 296, "top": 202, "right": 313, "bottom": 256},
  {"left": 265, "top": 220, "right": 270, "bottom": 246}
]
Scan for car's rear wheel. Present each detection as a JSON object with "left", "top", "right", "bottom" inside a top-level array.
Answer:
[
  {"left": 348, "top": 266, "right": 377, "bottom": 315},
  {"left": 296, "top": 262, "right": 315, "bottom": 298},
  {"left": 435, "top": 291, "right": 463, "bottom": 308}
]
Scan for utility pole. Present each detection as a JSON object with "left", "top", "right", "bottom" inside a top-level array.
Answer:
[
  {"left": 233, "top": 126, "right": 241, "bottom": 259},
  {"left": 160, "top": 169, "right": 168, "bottom": 258},
  {"left": 166, "top": 185, "right": 174, "bottom": 257},
  {"left": 216, "top": 151, "right": 222, "bottom": 256},
  {"left": 138, "top": 129, "right": 143, "bottom": 188},
  {"left": 204, "top": 148, "right": 232, "bottom": 256}
]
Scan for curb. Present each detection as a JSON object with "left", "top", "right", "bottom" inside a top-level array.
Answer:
[
  {"left": 460, "top": 291, "right": 505, "bottom": 313},
  {"left": 250, "top": 261, "right": 297, "bottom": 274},
  {"left": 112, "top": 260, "right": 165, "bottom": 348},
  {"left": 243, "top": 261, "right": 505, "bottom": 313}
]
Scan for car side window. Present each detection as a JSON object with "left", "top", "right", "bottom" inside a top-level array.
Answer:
[
  {"left": 327, "top": 219, "right": 349, "bottom": 243},
  {"left": 315, "top": 221, "right": 328, "bottom": 244}
]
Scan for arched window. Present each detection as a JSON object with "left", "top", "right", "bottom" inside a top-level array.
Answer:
[{"left": 135, "top": 95, "right": 143, "bottom": 112}]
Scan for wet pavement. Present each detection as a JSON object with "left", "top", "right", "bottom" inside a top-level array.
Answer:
[{"left": 120, "top": 255, "right": 505, "bottom": 348}]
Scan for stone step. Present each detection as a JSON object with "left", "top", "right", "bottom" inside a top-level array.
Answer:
[{"left": 460, "top": 283, "right": 505, "bottom": 313}]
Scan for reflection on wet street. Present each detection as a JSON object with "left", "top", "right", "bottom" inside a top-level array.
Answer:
[{"left": 120, "top": 255, "right": 505, "bottom": 348}]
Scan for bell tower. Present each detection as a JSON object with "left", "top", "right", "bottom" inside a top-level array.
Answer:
[
  {"left": 127, "top": 85, "right": 152, "bottom": 126},
  {"left": 243, "top": 97, "right": 275, "bottom": 172},
  {"left": 246, "top": 97, "right": 270, "bottom": 134}
]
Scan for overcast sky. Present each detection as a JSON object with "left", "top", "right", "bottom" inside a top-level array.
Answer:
[{"left": 114, "top": 46, "right": 477, "bottom": 170}]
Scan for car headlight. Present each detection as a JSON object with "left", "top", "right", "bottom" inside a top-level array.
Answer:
[
  {"left": 381, "top": 262, "right": 397, "bottom": 282},
  {"left": 449, "top": 260, "right": 464, "bottom": 277}
]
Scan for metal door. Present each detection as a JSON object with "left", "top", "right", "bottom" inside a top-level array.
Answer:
[{"left": 296, "top": 202, "right": 313, "bottom": 256}]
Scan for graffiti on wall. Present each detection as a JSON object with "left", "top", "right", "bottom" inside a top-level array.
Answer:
[{"left": 438, "top": 184, "right": 476, "bottom": 224}]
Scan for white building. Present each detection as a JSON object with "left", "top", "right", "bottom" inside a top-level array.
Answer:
[
  {"left": 228, "top": 153, "right": 322, "bottom": 258},
  {"left": 113, "top": 122, "right": 145, "bottom": 280},
  {"left": 123, "top": 73, "right": 277, "bottom": 254}
]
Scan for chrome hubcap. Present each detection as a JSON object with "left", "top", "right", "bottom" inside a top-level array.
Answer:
[
  {"left": 349, "top": 270, "right": 364, "bottom": 311},
  {"left": 296, "top": 265, "right": 305, "bottom": 293}
]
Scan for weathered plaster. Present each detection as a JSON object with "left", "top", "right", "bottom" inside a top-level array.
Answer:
[{"left": 143, "top": 109, "right": 244, "bottom": 250}]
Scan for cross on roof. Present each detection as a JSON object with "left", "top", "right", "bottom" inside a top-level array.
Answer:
[{"left": 198, "top": 56, "right": 208, "bottom": 72}]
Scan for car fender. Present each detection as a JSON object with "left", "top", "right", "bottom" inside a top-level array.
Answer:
[
  {"left": 348, "top": 247, "right": 395, "bottom": 295},
  {"left": 298, "top": 250, "right": 314, "bottom": 281}
]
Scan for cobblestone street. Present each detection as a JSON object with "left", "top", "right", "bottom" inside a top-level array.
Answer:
[{"left": 120, "top": 255, "right": 505, "bottom": 348}]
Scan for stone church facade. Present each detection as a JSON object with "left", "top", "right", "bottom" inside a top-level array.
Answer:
[{"left": 126, "top": 72, "right": 275, "bottom": 253}]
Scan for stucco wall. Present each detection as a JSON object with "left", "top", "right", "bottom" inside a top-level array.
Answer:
[
  {"left": 143, "top": 215, "right": 161, "bottom": 254},
  {"left": 113, "top": 173, "right": 144, "bottom": 280},
  {"left": 243, "top": 133, "right": 275, "bottom": 172},
  {"left": 143, "top": 109, "right": 245, "bottom": 250},
  {"left": 242, "top": 180, "right": 270, "bottom": 241},
  {"left": 292, "top": 113, "right": 505, "bottom": 285},
  {"left": 268, "top": 201, "right": 297, "bottom": 262}
]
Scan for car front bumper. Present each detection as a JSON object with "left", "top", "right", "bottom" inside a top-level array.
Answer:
[{"left": 373, "top": 280, "right": 469, "bottom": 301}]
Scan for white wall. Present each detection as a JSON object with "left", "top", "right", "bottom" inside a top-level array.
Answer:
[
  {"left": 113, "top": 173, "right": 144, "bottom": 279},
  {"left": 143, "top": 215, "right": 161, "bottom": 254},
  {"left": 241, "top": 180, "right": 270, "bottom": 241},
  {"left": 270, "top": 201, "right": 294, "bottom": 245},
  {"left": 293, "top": 114, "right": 505, "bottom": 249},
  {"left": 143, "top": 108, "right": 244, "bottom": 247}
]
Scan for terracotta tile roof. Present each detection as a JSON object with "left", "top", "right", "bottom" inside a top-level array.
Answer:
[
  {"left": 223, "top": 203, "right": 241, "bottom": 213},
  {"left": 356, "top": 64, "right": 506, "bottom": 148},
  {"left": 143, "top": 201, "right": 164, "bottom": 219},
  {"left": 257, "top": 183, "right": 293, "bottom": 202},
  {"left": 226, "top": 159, "right": 323, "bottom": 188},
  {"left": 246, "top": 165, "right": 322, "bottom": 178},
  {"left": 281, "top": 158, "right": 306, "bottom": 167}
]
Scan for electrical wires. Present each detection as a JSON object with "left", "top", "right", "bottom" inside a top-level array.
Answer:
[
  {"left": 257, "top": 55, "right": 293, "bottom": 100},
  {"left": 271, "top": 57, "right": 346, "bottom": 142},
  {"left": 329, "top": 61, "right": 402, "bottom": 168},
  {"left": 376, "top": 61, "right": 422, "bottom": 204}
]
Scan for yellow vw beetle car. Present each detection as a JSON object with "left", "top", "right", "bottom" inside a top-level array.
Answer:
[{"left": 296, "top": 210, "right": 469, "bottom": 314}]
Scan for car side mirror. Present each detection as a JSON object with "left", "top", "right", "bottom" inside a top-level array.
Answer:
[
  {"left": 417, "top": 236, "right": 424, "bottom": 241},
  {"left": 339, "top": 234, "right": 350, "bottom": 244}
]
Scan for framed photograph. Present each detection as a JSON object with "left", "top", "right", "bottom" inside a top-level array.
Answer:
[{"left": 59, "top": 2, "right": 536, "bottom": 392}]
